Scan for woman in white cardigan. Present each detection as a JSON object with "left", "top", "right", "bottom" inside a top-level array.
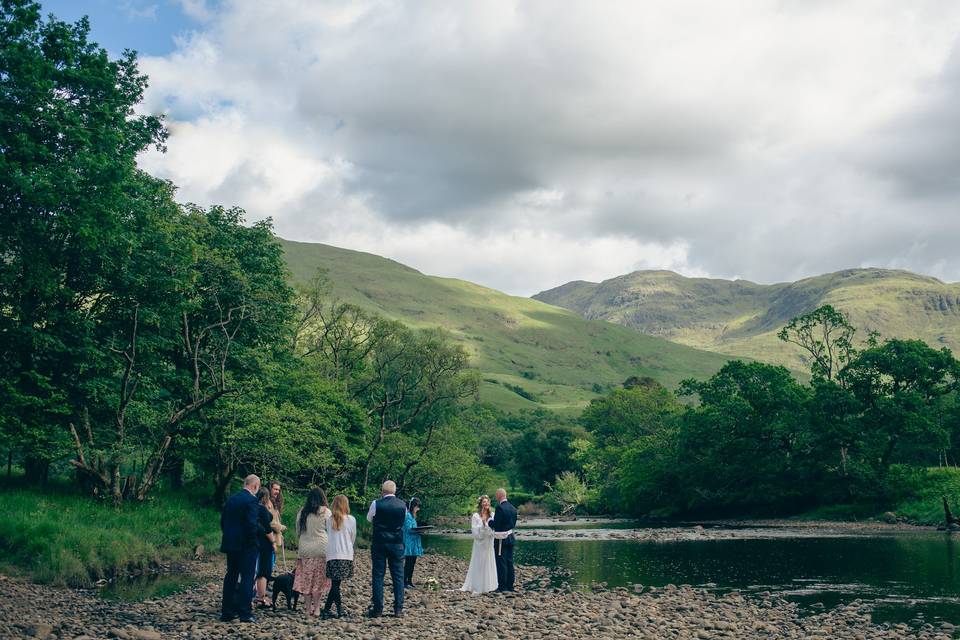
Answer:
[{"left": 322, "top": 494, "right": 357, "bottom": 619}]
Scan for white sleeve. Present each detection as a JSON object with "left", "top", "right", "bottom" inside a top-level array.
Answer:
[
  {"left": 350, "top": 516, "right": 357, "bottom": 545},
  {"left": 470, "top": 513, "right": 485, "bottom": 540},
  {"left": 366, "top": 500, "right": 376, "bottom": 523}
]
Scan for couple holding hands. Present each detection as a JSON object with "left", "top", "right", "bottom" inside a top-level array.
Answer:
[{"left": 460, "top": 488, "right": 517, "bottom": 594}]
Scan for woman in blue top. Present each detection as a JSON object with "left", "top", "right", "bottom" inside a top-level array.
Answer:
[{"left": 403, "top": 497, "right": 424, "bottom": 588}]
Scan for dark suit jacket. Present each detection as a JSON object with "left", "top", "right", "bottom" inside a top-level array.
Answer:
[
  {"left": 220, "top": 489, "right": 259, "bottom": 553},
  {"left": 492, "top": 499, "right": 518, "bottom": 547}
]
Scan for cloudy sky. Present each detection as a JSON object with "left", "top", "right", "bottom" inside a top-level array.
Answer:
[{"left": 45, "top": 0, "right": 960, "bottom": 295}]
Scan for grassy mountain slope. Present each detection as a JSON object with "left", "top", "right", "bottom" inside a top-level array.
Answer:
[
  {"left": 534, "top": 268, "right": 960, "bottom": 371},
  {"left": 280, "top": 239, "right": 734, "bottom": 413}
]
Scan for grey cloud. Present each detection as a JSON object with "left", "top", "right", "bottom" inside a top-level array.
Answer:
[
  {"left": 141, "top": 0, "right": 960, "bottom": 293},
  {"left": 861, "top": 43, "right": 960, "bottom": 200}
]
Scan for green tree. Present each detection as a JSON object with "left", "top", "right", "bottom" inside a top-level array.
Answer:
[
  {"left": 777, "top": 305, "right": 856, "bottom": 383},
  {"left": 192, "top": 362, "right": 366, "bottom": 506},
  {"left": 840, "top": 339, "right": 960, "bottom": 492},
  {"left": 544, "top": 471, "right": 589, "bottom": 516},
  {"left": 67, "top": 206, "right": 294, "bottom": 502},
  {"left": 293, "top": 277, "right": 478, "bottom": 498},
  {"left": 579, "top": 378, "right": 683, "bottom": 512},
  {"left": 676, "top": 361, "right": 813, "bottom": 512},
  {"left": 0, "top": 0, "right": 167, "bottom": 482}
]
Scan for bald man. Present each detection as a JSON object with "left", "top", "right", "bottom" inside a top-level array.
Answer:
[
  {"left": 492, "top": 488, "right": 517, "bottom": 592},
  {"left": 366, "top": 480, "right": 407, "bottom": 617},
  {"left": 220, "top": 474, "right": 261, "bottom": 622}
]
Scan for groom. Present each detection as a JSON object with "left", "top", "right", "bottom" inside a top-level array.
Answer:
[{"left": 492, "top": 488, "right": 517, "bottom": 592}]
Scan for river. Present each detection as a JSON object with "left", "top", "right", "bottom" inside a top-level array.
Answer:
[{"left": 426, "top": 520, "right": 960, "bottom": 625}]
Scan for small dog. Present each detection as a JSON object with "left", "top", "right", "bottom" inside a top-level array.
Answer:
[{"left": 269, "top": 572, "right": 300, "bottom": 611}]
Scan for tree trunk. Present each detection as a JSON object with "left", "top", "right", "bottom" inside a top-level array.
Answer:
[
  {"left": 944, "top": 496, "right": 959, "bottom": 530},
  {"left": 23, "top": 456, "right": 49, "bottom": 485},
  {"left": 213, "top": 462, "right": 235, "bottom": 508},
  {"left": 7, "top": 451, "right": 11, "bottom": 478},
  {"left": 164, "top": 448, "right": 185, "bottom": 491}
]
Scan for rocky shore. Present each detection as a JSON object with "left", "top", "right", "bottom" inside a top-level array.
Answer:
[{"left": 0, "top": 551, "right": 954, "bottom": 640}]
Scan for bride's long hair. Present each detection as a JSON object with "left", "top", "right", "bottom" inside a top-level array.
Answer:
[{"left": 476, "top": 494, "right": 491, "bottom": 522}]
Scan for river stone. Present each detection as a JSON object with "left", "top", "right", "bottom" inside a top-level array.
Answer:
[{"left": 26, "top": 623, "right": 54, "bottom": 639}]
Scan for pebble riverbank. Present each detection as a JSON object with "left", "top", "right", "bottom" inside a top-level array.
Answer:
[{"left": 0, "top": 551, "right": 955, "bottom": 640}]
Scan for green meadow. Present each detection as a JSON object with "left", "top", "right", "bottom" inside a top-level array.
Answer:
[{"left": 281, "top": 239, "right": 735, "bottom": 414}]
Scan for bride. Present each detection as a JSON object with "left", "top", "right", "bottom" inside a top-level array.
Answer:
[{"left": 460, "top": 495, "right": 498, "bottom": 593}]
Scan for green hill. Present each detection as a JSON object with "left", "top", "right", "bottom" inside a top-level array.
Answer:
[
  {"left": 279, "top": 239, "right": 734, "bottom": 413},
  {"left": 533, "top": 268, "right": 960, "bottom": 371}
]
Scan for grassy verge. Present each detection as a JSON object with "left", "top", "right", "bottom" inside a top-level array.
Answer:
[
  {"left": 796, "top": 467, "right": 960, "bottom": 526},
  {"left": 890, "top": 467, "right": 960, "bottom": 525},
  {"left": 0, "top": 482, "right": 378, "bottom": 587},
  {"left": 0, "top": 483, "right": 221, "bottom": 587}
]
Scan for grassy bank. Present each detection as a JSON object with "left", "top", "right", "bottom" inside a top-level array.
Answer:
[
  {"left": 0, "top": 484, "right": 222, "bottom": 586},
  {"left": 797, "top": 467, "right": 960, "bottom": 526},
  {"left": 891, "top": 467, "right": 960, "bottom": 525},
  {"left": 0, "top": 482, "right": 378, "bottom": 587}
]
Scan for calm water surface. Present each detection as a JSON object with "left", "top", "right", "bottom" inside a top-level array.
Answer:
[{"left": 427, "top": 526, "right": 960, "bottom": 625}]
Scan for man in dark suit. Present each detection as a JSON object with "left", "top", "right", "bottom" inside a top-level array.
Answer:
[
  {"left": 492, "top": 487, "right": 518, "bottom": 592},
  {"left": 366, "top": 479, "right": 407, "bottom": 617},
  {"left": 220, "top": 474, "right": 261, "bottom": 623}
]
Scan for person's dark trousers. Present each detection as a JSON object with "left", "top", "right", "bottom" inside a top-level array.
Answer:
[
  {"left": 222, "top": 547, "right": 257, "bottom": 619},
  {"left": 371, "top": 542, "right": 405, "bottom": 614},
  {"left": 495, "top": 541, "right": 515, "bottom": 591},
  {"left": 324, "top": 579, "right": 343, "bottom": 615},
  {"left": 404, "top": 555, "right": 417, "bottom": 586}
]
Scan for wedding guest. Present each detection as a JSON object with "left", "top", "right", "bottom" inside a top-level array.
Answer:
[
  {"left": 254, "top": 488, "right": 277, "bottom": 607},
  {"left": 219, "top": 474, "right": 260, "bottom": 623},
  {"left": 266, "top": 481, "right": 287, "bottom": 571},
  {"left": 269, "top": 480, "right": 284, "bottom": 516},
  {"left": 294, "top": 487, "right": 332, "bottom": 617},
  {"left": 366, "top": 480, "right": 407, "bottom": 618},
  {"left": 322, "top": 494, "right": 357, "bottom": 619},
  {"left": 403, "top": 497, "right": 424, "bottom": 589},
  {"left": 268, "top": 481, "right": 287, "bottom": 550}
]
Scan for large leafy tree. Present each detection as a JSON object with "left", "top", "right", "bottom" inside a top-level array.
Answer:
[
  {"left": 0, "top": 0, "right": 167, "bottom": 482},
  {"left": 676, "top": 361, "right": 813, "bottom": 512},
  {"left": 840, "top": 339, "right": 960, "bottom": 488},
  {"left": 580, "top": 377, "right": 684, "bottom": 513},
  {"left": 293, "top": 276, "right": 478, "bottom": 498},
  {"left": 68, "top": 205, "right": 295, "bottom": 502}
]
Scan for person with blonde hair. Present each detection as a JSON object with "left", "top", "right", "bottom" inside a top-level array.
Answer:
[{"left": 322, "top": 495, "right": 357, "bottom": 619}]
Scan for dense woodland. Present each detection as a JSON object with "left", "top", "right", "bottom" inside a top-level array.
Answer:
[{"left": 3, "top": 2, "right": 960, "bottom": 521}]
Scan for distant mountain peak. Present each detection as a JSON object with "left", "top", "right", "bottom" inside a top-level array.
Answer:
[{"left": 533, "top": 266, "right": 960, "bottom": 371}]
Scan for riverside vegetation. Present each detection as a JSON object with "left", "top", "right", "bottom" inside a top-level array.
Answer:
[{"left": 4, "top": 2, "right": 960, "bottom": 631}]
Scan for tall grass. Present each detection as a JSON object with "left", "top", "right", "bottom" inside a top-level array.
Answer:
[
  {"left": 892, "top": 467, "right": 960, "bottom": 525},
  {"left": 0, "top": 484, "right": 221, "bottom": 586}
]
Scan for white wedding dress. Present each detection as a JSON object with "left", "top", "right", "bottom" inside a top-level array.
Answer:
[{"left": 460, "top": 512, "right": 499, "bottom": 593}]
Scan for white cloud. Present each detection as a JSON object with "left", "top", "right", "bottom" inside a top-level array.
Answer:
[
  {"left": 176, "top": 0, "right": 214, "bottom": 22},
  {"left": 138, "top": 0, "right": 960, "bottom": 294}
]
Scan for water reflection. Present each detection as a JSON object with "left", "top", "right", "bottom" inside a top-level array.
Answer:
[
  {"left": 426, "top": 530, "right": 960, "bottom": 624},
  {"left": 98, "top": 573, "right": 199, "bottom": 601}
]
